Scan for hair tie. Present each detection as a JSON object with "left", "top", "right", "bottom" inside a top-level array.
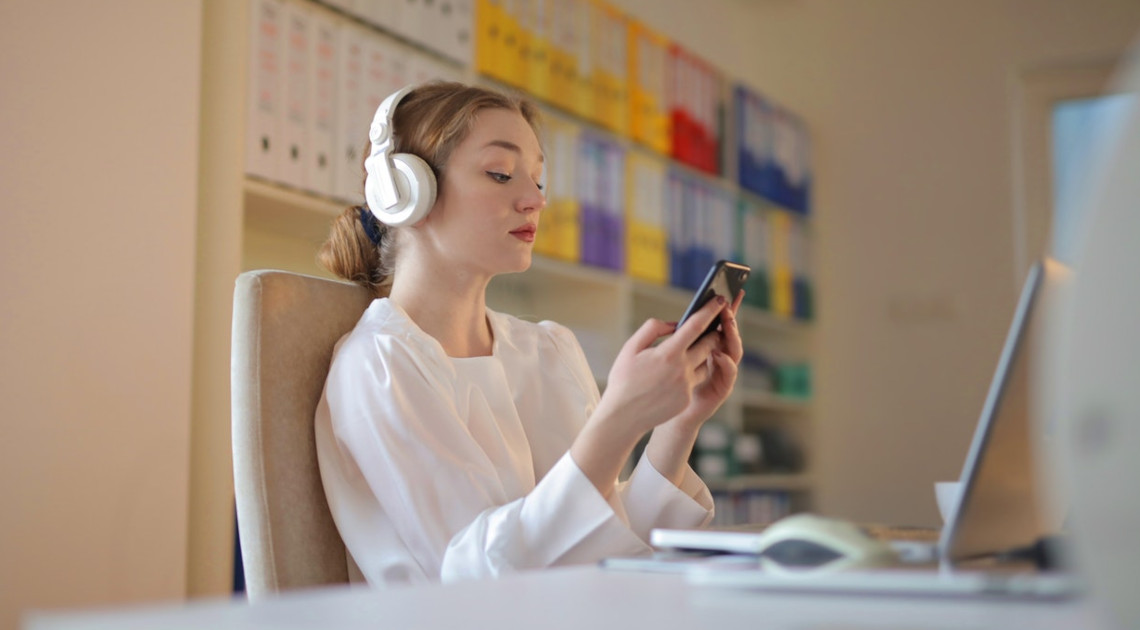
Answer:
[{"left": 358, "top": 206, "right": 384, "bottom": 246}]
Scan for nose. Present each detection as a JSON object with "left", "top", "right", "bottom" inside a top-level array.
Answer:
[{"left": 517, "top": 180, "right": 546, "bottom": 213}]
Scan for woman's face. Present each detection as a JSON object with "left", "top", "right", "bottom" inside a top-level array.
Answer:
[{"left": 420, "top": 108, "right": 546, "bottom": 278}]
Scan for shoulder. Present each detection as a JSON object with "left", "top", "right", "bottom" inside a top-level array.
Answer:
[
  {"left": 338, "top": 298, "right": 417, "bottom": 354},
  {"left": 489, "top": 309, "right": 595, "bottom": 379},
  {"left": 330, "top": 298, "right": 450, "bottom": 379},
  {"left": 488, "top": 308, "right": 578, "bottom": 353}
]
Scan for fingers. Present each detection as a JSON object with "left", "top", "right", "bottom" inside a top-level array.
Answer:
[
  {"left": 681, "top": 294, "right": 744, "bottom": 368},
  {"left": 684, "top": 329, "right": 721, "bottom": 370},
  {"left": 691, "top": 348, "right": 739, "bottom": 396},
  {"left": 692, "top": 358, "right": 710, "bottom": 384},
  {"left": 625, "top": 317, "right": 677, "bottom": 353},
  {"left": 668, "top": 295, "right": 728, "bottom": 350},
  {"left": 731, "top": 290, "right": 745, "bottom": 317},
  {"left": 703, "top": 349, "right": 739, "bottom": 385},
  {"left": 719, "top": 304, "right": 744, "bottom": 363},
  {"left": 713, "top": 348, "right": 738, "bottom": 378},
  {"left": 709, "top": 349, "right": 739, "bottom": 393}
]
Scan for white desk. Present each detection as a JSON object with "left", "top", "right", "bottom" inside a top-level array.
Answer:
[{"left": 25, "top": 566, "right": 1108, "bottom": 630}]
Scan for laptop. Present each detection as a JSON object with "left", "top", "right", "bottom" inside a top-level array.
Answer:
[
  {"left": 639, "top": 258, "right": 1078, "bottom": 598},
  {"left": 937, "top": 257, "right": 1070, "bottom": 568}
]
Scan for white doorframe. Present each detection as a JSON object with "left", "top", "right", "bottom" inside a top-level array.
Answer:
[{"left": 1010, "top": 58, "right": 1120, "bottom": 285}]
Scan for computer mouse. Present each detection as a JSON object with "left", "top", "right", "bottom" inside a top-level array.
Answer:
[{"left": 753, "top": 513, "right": 900, "bottom": 574}]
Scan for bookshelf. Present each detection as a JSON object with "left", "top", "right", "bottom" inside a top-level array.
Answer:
[
  {"left": 202, "top": 0, "right": 817, "bottom": 588},
  {"left": 254, "top": 0, "right": 815, "bottom": 507}
]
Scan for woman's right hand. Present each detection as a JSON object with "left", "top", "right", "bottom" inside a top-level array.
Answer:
[
  {"left": 596, "top": 295, "right": 729, "bottom": 438},
  {"left": 569, "top": 295, "right": 728, "bottom": 498}
]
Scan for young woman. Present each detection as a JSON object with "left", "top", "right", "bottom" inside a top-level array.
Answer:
[{"left": 314, "top": 81, "right": 743, "bottom": 586}]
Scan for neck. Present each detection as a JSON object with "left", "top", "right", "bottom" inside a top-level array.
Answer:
[{"left": 389, "top": 255, "right": 494, "bottom": 358}]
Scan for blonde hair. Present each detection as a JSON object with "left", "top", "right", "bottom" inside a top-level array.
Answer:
[{"left": 318, "top": 81, "right": 542, "bottom": 296}]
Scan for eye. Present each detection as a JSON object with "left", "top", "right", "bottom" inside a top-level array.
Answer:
[{"left": 487, "top": 171, "right": 512, "bottom": 184}]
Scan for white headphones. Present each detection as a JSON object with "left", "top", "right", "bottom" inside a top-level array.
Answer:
[{"left": 364, "top": 85, "right": 437, "bottom": 227}]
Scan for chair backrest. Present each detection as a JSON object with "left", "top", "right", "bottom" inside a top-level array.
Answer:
[{"left": 231, "top": 269, "right": 373, "bottom": 598}]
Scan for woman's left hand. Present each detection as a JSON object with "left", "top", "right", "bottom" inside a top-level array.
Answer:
[
  {"left": 668, "top": 291, "right": 744, "bottom": 433},
  {"left": 643, "top": 291, "right": 744, "bottom": 487}
]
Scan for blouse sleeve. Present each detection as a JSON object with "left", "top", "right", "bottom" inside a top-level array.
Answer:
[
  {"left": 619, "top": 453, "right": 715, "bottom": 540},
  {"left": 540, "top": 322, "right": 715, "bottom": 542},
  {"left": 320, "top": 329, "right": 649, "bottom": 584}
]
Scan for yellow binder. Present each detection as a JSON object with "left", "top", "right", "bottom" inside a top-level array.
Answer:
[
  {"left": 570, "top": 0, "right": 596, "bottom": 120},
  {"left": 547, "top": 0, "right": 576, "bottom": 111},
  {"left": 627, "top": 19, "right": 671, "bottom": 155},
  {"left": 591, "top": 0, "right": 628, "bottom": 136},
  {"left": 527, "top": 0, "right": 553, "bottom": 100},
  {"left": 500, "top": 0, "right": 524, "bottom": 88},
  {"left": 475, "top": 0, "right": 506, "bottom": 82},
  {"left": 768, "top": 209, "right": 793, "bottom": 317},
  {"left": 625, "top": 150, "right": 668, "bottom": 284},
  {"left": 537, "top": 115, "right": 582, "bottom": 263}
]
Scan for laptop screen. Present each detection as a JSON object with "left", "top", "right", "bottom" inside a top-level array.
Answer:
[{"left": 939, "top": 258, "right": 1071, "bottom": 565}]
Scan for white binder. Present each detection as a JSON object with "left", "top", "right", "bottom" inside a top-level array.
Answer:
[
  {"left": 361, "top": 0, "right": 402, "bottom": 33},
  {"left": 380, "top": 37, "right": 409, "bottom": 96},
  {"left": 693, "top": 181, "right": 711, "bottom": 269},
  {"left": 442, "top": 0, "right": 474, "bottom": 65},
  {"left": 245, "top": 0, "right": 286, "bottom": 182},
  {"left": 280, "top": 0, "right": 312, "bottom": 190},
  {"left": 394, "top": 0, "right": 423, "bottom": 44},
  {"left": 353, "top": 33, "right": 401, "bottom": 193},
  {"left": 409, "top": 53, "right": 461, "bottom": 85},
  {"left": 332, "top": 22, "right": 367, "bottom": 204},
  {"left": 605, "top": 143, "right": 625, "bottom": 267},
  {"left": 308, "top": 8, "right": 339, "bottom": 197},
  {"left": 320, "top": 0, "right": 358, "bottom": 17},
  {"left": 665, "top": 170, "right": 687, "bottom": 282},
  {"left": 363, "top": 34, "right": 392, "bottom": 115}
]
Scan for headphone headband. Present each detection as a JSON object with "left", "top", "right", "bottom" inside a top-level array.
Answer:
[
  {"left": 369, "top": 85, "right": 414, "bottom": 150},
  {"left": 367, "top": 85, "right": 415, "bottom": 211}
]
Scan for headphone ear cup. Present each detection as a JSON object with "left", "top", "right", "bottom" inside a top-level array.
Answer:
[
  {"left": 379, "top": 153, "right": 437, "bottom": 227},
  {"left": 363, "top": 151, "right": 389, "bottom": 220}
]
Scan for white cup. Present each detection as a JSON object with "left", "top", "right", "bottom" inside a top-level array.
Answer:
[{"left": 935, "top": 481, "right": 961, "bottom": 523}]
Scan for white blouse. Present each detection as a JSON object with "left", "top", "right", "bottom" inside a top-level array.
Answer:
[{"left": 315, "top": 298, "right": 714, "bottom": 586}]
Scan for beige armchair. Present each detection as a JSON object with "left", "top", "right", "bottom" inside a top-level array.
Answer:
[{"left": 231, "top": 270, "right": 373, "bottom": 598}]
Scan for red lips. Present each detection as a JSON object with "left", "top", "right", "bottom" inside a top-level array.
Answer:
[{"left": 510, "top": 224, "right": 537, "bottom": 242}]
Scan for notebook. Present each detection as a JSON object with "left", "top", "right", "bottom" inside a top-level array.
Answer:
[{"left": 640, "top": 258, "right": 1078, "bottom": 598}]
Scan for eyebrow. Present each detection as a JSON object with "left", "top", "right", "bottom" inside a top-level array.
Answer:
[{"left": 482, "top": 139, "right": 545, "bottom": 163}]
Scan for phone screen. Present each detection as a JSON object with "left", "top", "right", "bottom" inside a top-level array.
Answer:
[{"left": 678, "top": 260, "right": 750, "bottom": 337}]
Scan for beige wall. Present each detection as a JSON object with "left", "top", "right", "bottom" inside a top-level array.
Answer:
[
  {"left": 0, "top": 2, "right": 203, "bottom": 629},
  {"left": 611, "top": 0, "right": 1140, "bottom": 526}
]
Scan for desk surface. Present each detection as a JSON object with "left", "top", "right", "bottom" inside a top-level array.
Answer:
[{"left": 25, "top": 566, "right": 1108, "bottom": 630}]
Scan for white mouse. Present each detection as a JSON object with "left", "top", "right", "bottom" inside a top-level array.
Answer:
[{"left": 752, "top": 513, "right": 900, "bottom": 574}]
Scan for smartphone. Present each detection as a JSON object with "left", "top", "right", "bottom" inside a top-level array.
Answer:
[{"left": 677, "top": 260, "right": 751, "bottom": 338}]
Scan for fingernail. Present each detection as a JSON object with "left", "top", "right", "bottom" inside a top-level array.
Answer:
[{"left": 717, "top": 295, "right": 727, "bottom": 305}]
